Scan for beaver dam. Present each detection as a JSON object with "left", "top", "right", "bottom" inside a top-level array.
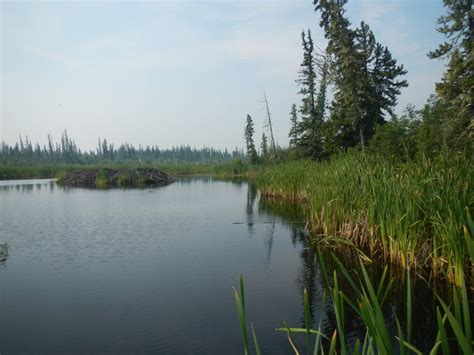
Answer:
[{"left": 57, "top": 168, "right": 175, "bottom": 188}]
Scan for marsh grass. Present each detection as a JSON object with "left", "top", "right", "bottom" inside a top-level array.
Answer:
[{"left": 254, "top": 152, "right": 473, "bottom": 286}]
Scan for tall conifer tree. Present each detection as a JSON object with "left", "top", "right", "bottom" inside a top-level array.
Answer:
[
  {"left": 428, "top": 0, "right": 473, "bottom": 152},
  {"left": 313, "top": 0, "right": 407, "bottom": 151},
  {"left": 244, "top": 114, "right": 257, "bottom": 164},
  {"left": 296, "top": 29, "right": 324, "bottom": 159},
  {"left": 288, "top": 103, "right": 299, "bottom": 147}
]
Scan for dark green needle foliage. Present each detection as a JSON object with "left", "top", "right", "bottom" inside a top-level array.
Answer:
[
  {"left": 288, "top": 103, "right": 299, "bottom": 147},
  {"left": 313, "top": 0, "right": 408, "bottom": 152},
  {"left": 296, "top": 29, "right": 325, "bottom": 160},
  {"left": 428, "top": 0, "right": 473, "bottom": 155},
  {"left": 244, "top": 114, "right": 258, "bottom": 164}
]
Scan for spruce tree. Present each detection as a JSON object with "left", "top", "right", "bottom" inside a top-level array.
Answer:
[
  {"left": 296, "top": 29, "right": 324, "bottom": 159},
  {"left": 428, "top": 0, "right": 473, "bottom": 152},
  {"left": 313, "top": 1, "right": 407, "bottom": 151},
  {"left": 288, "top": 103, "right": 299, "bottom": 147},
  {"left": 244, "top": 114, "right": 258, "bottom": 164},
  {"left": 354, "top": 22, "right": 408, "bottom": 146}
]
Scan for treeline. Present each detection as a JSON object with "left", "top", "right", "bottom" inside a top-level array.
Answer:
[
  {"left": 0, "top": 131, "right": 244, "bottom": 165},
  {"left": 245, "top": 0, "right": 472, "bottom": 163}
]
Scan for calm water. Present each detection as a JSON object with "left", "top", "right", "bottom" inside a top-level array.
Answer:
[
  {"left": 0, "top": 178, "right": 440, "bottom": 354},
  {"left": 0, "top": 178, "right": 322, "bottom": 354}
]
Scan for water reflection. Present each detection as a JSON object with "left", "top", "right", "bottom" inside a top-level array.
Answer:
[
  {"left": 246, "top": 184, "right": 258, "bottom": 235},
  {"left": 256, "top": 194, "right": 443, "bottom": 352},
  {"left": 0, "top": 243, "right": 9, "bottom": 268},
  {"left": 263, "top": 222, "right": 275, "bottom": 264},
  {"left": 0, "top": 179, "right": 56, "bottom": 192}
]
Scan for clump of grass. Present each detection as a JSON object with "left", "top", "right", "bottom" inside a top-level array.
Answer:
[
  {"left": 116, "top": 173, "right": 133, "bottom": 187},
  {"left": 254, "top": 152, "right": 473, "bottom": 286},
  {"left": 95, "top": 170, "right": 109, "bottom": 188}
]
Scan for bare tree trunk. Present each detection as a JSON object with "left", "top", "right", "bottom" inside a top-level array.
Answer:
[{"left": 263, "top": 92, "right": 276, "bottom": 150}]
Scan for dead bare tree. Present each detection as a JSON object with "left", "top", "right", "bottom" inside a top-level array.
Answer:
[{"left": 263, "top": 91, "right": 276, "bottom": 151}]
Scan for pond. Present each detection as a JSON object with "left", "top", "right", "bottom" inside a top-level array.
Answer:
[{"left": 0, "top": 178, "right": 439, "bottom": 354}]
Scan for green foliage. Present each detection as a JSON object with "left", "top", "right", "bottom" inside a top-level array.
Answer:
[
  {"left": 322, "top": 106, "right": 358, "bottom": 155},
  {"left": 116, "top": 173, "right": 133, "bottom": 187},
  {"left": 244, "top": 114, "right": 258, "bottom": 164},
  {"left": 288, "top": 103, "right": 299, "bottom": 147},
  {"left": 369, "top": 105, "right": 421, "bottom": 160},
  {"left": 416, "top": 97, "right": 452, "bottom": 157},
  {"left": 95, "top": 170, "right": 109, "bottom": 188}
]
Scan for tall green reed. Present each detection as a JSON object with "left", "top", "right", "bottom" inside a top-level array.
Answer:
[{"left": 235, "top": 252, "right": 473, "bottom": 354}]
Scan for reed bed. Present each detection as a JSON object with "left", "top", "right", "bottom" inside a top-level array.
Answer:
[{"left": 254, "top": 153, "right": 473, "bottom": 286}]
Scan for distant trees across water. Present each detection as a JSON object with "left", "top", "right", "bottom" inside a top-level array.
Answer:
[{"left": 1, "top": 131, "right": 244, "bottom": 165}]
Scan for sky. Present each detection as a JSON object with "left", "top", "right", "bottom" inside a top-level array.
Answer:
[{"left": 1, "top": 0, "right": 447, "bottom": 151}]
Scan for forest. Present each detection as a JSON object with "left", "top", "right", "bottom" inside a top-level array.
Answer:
[{"left": 0, "top": 131, "right": 243, "bottom": 166}]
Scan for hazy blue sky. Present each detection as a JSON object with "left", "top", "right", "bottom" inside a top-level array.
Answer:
[{"left": 1, "top": 0, "right": 447, "bottom": 151}]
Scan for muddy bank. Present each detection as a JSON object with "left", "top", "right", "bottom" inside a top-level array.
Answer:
[{"left": 58, "top": 168, "right": 175, "bottom": 188}]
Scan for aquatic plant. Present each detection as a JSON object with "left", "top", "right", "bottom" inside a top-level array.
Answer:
[{"left": 234, "top": 254, "right": 473, "bottom": 354}]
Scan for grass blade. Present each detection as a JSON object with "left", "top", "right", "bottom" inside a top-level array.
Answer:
[
  {"left": 435, "top": 307, "right": 450, "bottom": 355},
  {"left": 304, "top": 288, "right": 312, "bottom": 354},
  {"left": 437, "top": 296, "right": 472, "bottom": 354},
  {"left": 407, "top": 268, "right": 412, "bottom": 345},
  {"left": 328, "top": 330, "right": 337, "bottom": 355},
  {"left": 251, "top": 322, "right": 262, "bottom": 355}
]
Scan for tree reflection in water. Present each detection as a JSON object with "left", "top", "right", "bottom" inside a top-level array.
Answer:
[
  {"left": 245, "top": 183, "right": 258, "bottom": 236},
  {"left": 0, "top": 243, "right": 9, "bottom": 268}
]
